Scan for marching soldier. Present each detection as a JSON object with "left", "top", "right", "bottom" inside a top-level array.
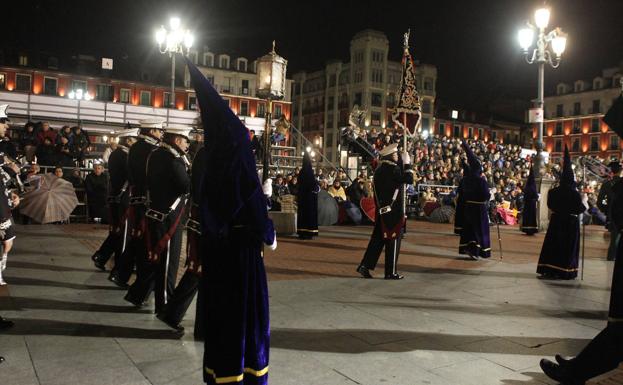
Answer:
[
  {"left": 357, "top": 143, "right": 413, "bottom": 280},
  {"left": 121, "top": 119, "right": 165, "bottom": 299},
  {"left": 157, "top": 144, "right": 205, "bottom": 334},
  {"left": 0, "top": 105, "right": 21, "bottom": 286},
  {"left": 130, "top": 125, "right": 191, "bottom": 315},
  {"left": 92, "top": 128, "right": 139, "bottom": 280}
]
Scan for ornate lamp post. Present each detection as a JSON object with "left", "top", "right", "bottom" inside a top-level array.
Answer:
[
  {"left": 256, "top": 41, "right": 287, "bottom": 181},
  {"left": 156, "top": 17, "right": 194, "bottom": 108},
  {"left": 518, "top": 7, "right": 567, "bottom": 175}
]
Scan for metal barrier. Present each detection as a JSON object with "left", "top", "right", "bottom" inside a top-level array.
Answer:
[{"left": 416, "top": 183, "right": 457, "bottom": 195}]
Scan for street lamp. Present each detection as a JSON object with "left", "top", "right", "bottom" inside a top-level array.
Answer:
[
  {"left": 156, "top": 17, "right": 194, "bottom": 108},
  {"left": 256, "top": 41, "right": 287, "bottom": 181},
  {"left": 518, "top": 7, "right": 567, "bottom": 175}
]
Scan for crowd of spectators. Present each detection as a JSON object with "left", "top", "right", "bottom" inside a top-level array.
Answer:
[{"left": 17, "top": 121, "right": 91, "bottom": 166}]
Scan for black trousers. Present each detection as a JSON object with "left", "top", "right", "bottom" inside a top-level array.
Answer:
[
  {"left": 566, "top": 323, "right": 623, "bottom": 382},
  {"left": 162, "top": 270, "right": 200, "bottom": 323},
  {"left": 96, "top": 202, "right": 128, "bottom": 266},
  {"left": 113, "top": 204, "right": 145, "bottom": 284},
  {"left": 126, "top": 218, "right": 182, "bottom": 314},
  {"left": 360, "top": 219, "right": 402, "bottom": 276}
]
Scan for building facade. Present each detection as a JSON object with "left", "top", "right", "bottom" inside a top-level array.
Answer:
[
  {"left": 184, "top": 47, "right": 293, "bottom": 122},
  {"left": 434, "top": 109, "right": 525, "bottom": 146},
  {"left": 0, "top": 49, "right": 291, "bottom": 134},
  {"left": 543, "top": 64, "right": 622, "bottom": 160},
  {"left": 292, "top": 30, "right": 437, "bottom": 163}
]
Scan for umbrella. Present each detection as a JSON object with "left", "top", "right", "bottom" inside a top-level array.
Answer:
[
  {"left": 20, "top": 174, "right": 79, "bottom": 223},
  {"left": 317, "top": 190, "right": 338, "bottom": 226},
  {"left": 429, "top": 205, "right": 455, "bottom": 223}
]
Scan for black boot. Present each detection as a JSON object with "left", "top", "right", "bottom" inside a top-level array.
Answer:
[
  {"left": 356, "top": 265, "right": 373, "bottom": 279},
  {"left": 91, "top": 253, "right": 106, "bottom": 271},
  {"left": 108, "top": 271, "right": 129, "bottom": 289},
  {"left": 0, "top": 316, "right": 14, "bottom": 330},
  {"left": 384, "top": 273, "right": 404, "bottom": 280}
]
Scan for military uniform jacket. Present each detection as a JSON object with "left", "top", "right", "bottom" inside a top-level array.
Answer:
[
  {"left": 128, "top": 134, "right": 159, "bottom": 199},
  {"left": 598, "top": 176, "right": 620, "bottom": 224},
  {"left": 108, "top": 146, "right": 129, "bottom": 199},
  {"left": 373, "top": 160, "right": 414, "bottom": 239},
  {"left": 146, "top": 143, "right": 190, "bottom": 214}
]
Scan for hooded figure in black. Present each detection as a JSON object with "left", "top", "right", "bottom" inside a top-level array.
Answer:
[
  {"left": 458, "top": 141, "right": 491, "bottom": 259},
  {"left": 187, "top": 58, "right": 275, "bottom": 385},
  {"left": 296, "top": 153, "right": 319, "bottom": 239},
  {"left": 539, "top": 99, "right": 623, "bottom": 385},
  {"left": 520, "top": 164, "right": 539, "bottom": 235},
  {"left": 453, "top": 160, "right": 469, "bottom": 235},
  {"left": 536, "top": 146, "right": 586, "bottom": 279}
]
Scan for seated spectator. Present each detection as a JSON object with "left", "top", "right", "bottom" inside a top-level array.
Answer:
[
  {"left": 56, "top": 125, "right": 73, "bottom": 146},
  {"left": 55, "top": 136, "right": 76, "bottom": 168},
  {"left": 36, "top": 121, "right": 57, "bottom": 145},
  {"left": 84, "top": 163, "right": 108, "bottom": 222},
  {"left": 20, "top": 122, "right": 38, "bottom": 162},
  {"left": 36, "top": 137, "right": 57, "bottom": 166},
  {"left": 65, "top": 168, "right": 84, "bottom": 189},
  {"left": 53, "top": 166, "right": 64, "bottom": 179},
  {"left": 71, "top": 126, "right": 90, "bottom": 162},
  {"left": 272, "top": 174, "right": 290, "bottom": 197},
  {"left": 328, "top": 179, "right": 347, "bottom": 201},
  {"left": 288, "top": 175, "right": 299, "bottom": 196},
  {"left": 346, "top": 178, "right": 368, "bottom": 207}
]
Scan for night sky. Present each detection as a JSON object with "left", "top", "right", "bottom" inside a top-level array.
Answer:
[{"left": 6, "top": 0, "right": 623, "bottom": 111}]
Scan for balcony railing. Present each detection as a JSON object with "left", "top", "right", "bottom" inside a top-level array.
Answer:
[{"left": 0, "top": 91, "right": 199, "bottom": 127}]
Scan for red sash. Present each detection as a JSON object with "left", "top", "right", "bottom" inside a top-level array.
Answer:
[
  {"left": 380, "top": 215, "right": 405, "bottom": 240},
  {"left": 146, "top": 206, "right": 186, "bottom": 264}
]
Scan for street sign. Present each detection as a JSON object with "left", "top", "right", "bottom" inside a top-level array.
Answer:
[
  {"left": 102, "top": 58, "right": 113, "bottom": 70},
  {"left": 529, "top": 108, "right": 544, "bottom": 123}
]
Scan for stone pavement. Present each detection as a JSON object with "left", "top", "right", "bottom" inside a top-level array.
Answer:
[{"left": 0, "top": 221, "right": 615, "bottom": 385}]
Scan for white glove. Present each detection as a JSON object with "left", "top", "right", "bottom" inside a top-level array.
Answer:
[
  {"left": 269, "top": 233, "right": 277, "bottom": 251},
  {"left": 402, "top": 151, "right": 411, "bottom": 165},
  {"left": 262, "top": 179, "right": 273, "bottom": 198}
]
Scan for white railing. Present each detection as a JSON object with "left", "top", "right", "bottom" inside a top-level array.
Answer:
[{"left": 0, "top": 91, "right": 272, "bottom": 133}]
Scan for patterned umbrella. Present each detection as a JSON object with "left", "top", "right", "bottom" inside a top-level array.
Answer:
[
  {"left": 429, "top": 205, "right": 455, "bottom": 224},
  {"left": 20, "top": 174, "right": 79, "bottom": 223}
]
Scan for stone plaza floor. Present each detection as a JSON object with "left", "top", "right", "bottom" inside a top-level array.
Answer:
[{"left": 0, "top": 221, "right": 615, "bottom": 385}]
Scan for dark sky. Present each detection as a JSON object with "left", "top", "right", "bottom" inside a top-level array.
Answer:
[{"left": 6, "top": 0, "right": 623, "bottom": 110}]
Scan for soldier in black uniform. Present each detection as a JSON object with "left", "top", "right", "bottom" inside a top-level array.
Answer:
[
  {"left": 128, "top": 125, "right": 191, "bottom": 315},
  {"left": 0, "top": 105, "right": 16, "bottom": 160},
  {"left": 119, "top": 119, "right": 165, "bottom": 297},
  {"left": 91, "top": 128, "right": 139, "bottom": 284},
  {"left": 357, "top": 143, "right": 414, "bottom": 280},
  {"left": 0, "top": 105, "right": 20, "bottom": 286},
  {"left": 157, "top": 144, "right": 205, "bottom": 334},
  {"left": 597, "top": 160, "right": 622, "bottom": 261}
]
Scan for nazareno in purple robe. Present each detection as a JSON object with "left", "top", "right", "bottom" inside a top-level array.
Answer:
[
  {"left": 458, "top": 141, "right": 491, "bottom": 258},
  {"left": 537, "top": 146, "right": 585, "bottom": 279},
  {"left": 186, "top": 58, "right": 274, "bottom": 385}
]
